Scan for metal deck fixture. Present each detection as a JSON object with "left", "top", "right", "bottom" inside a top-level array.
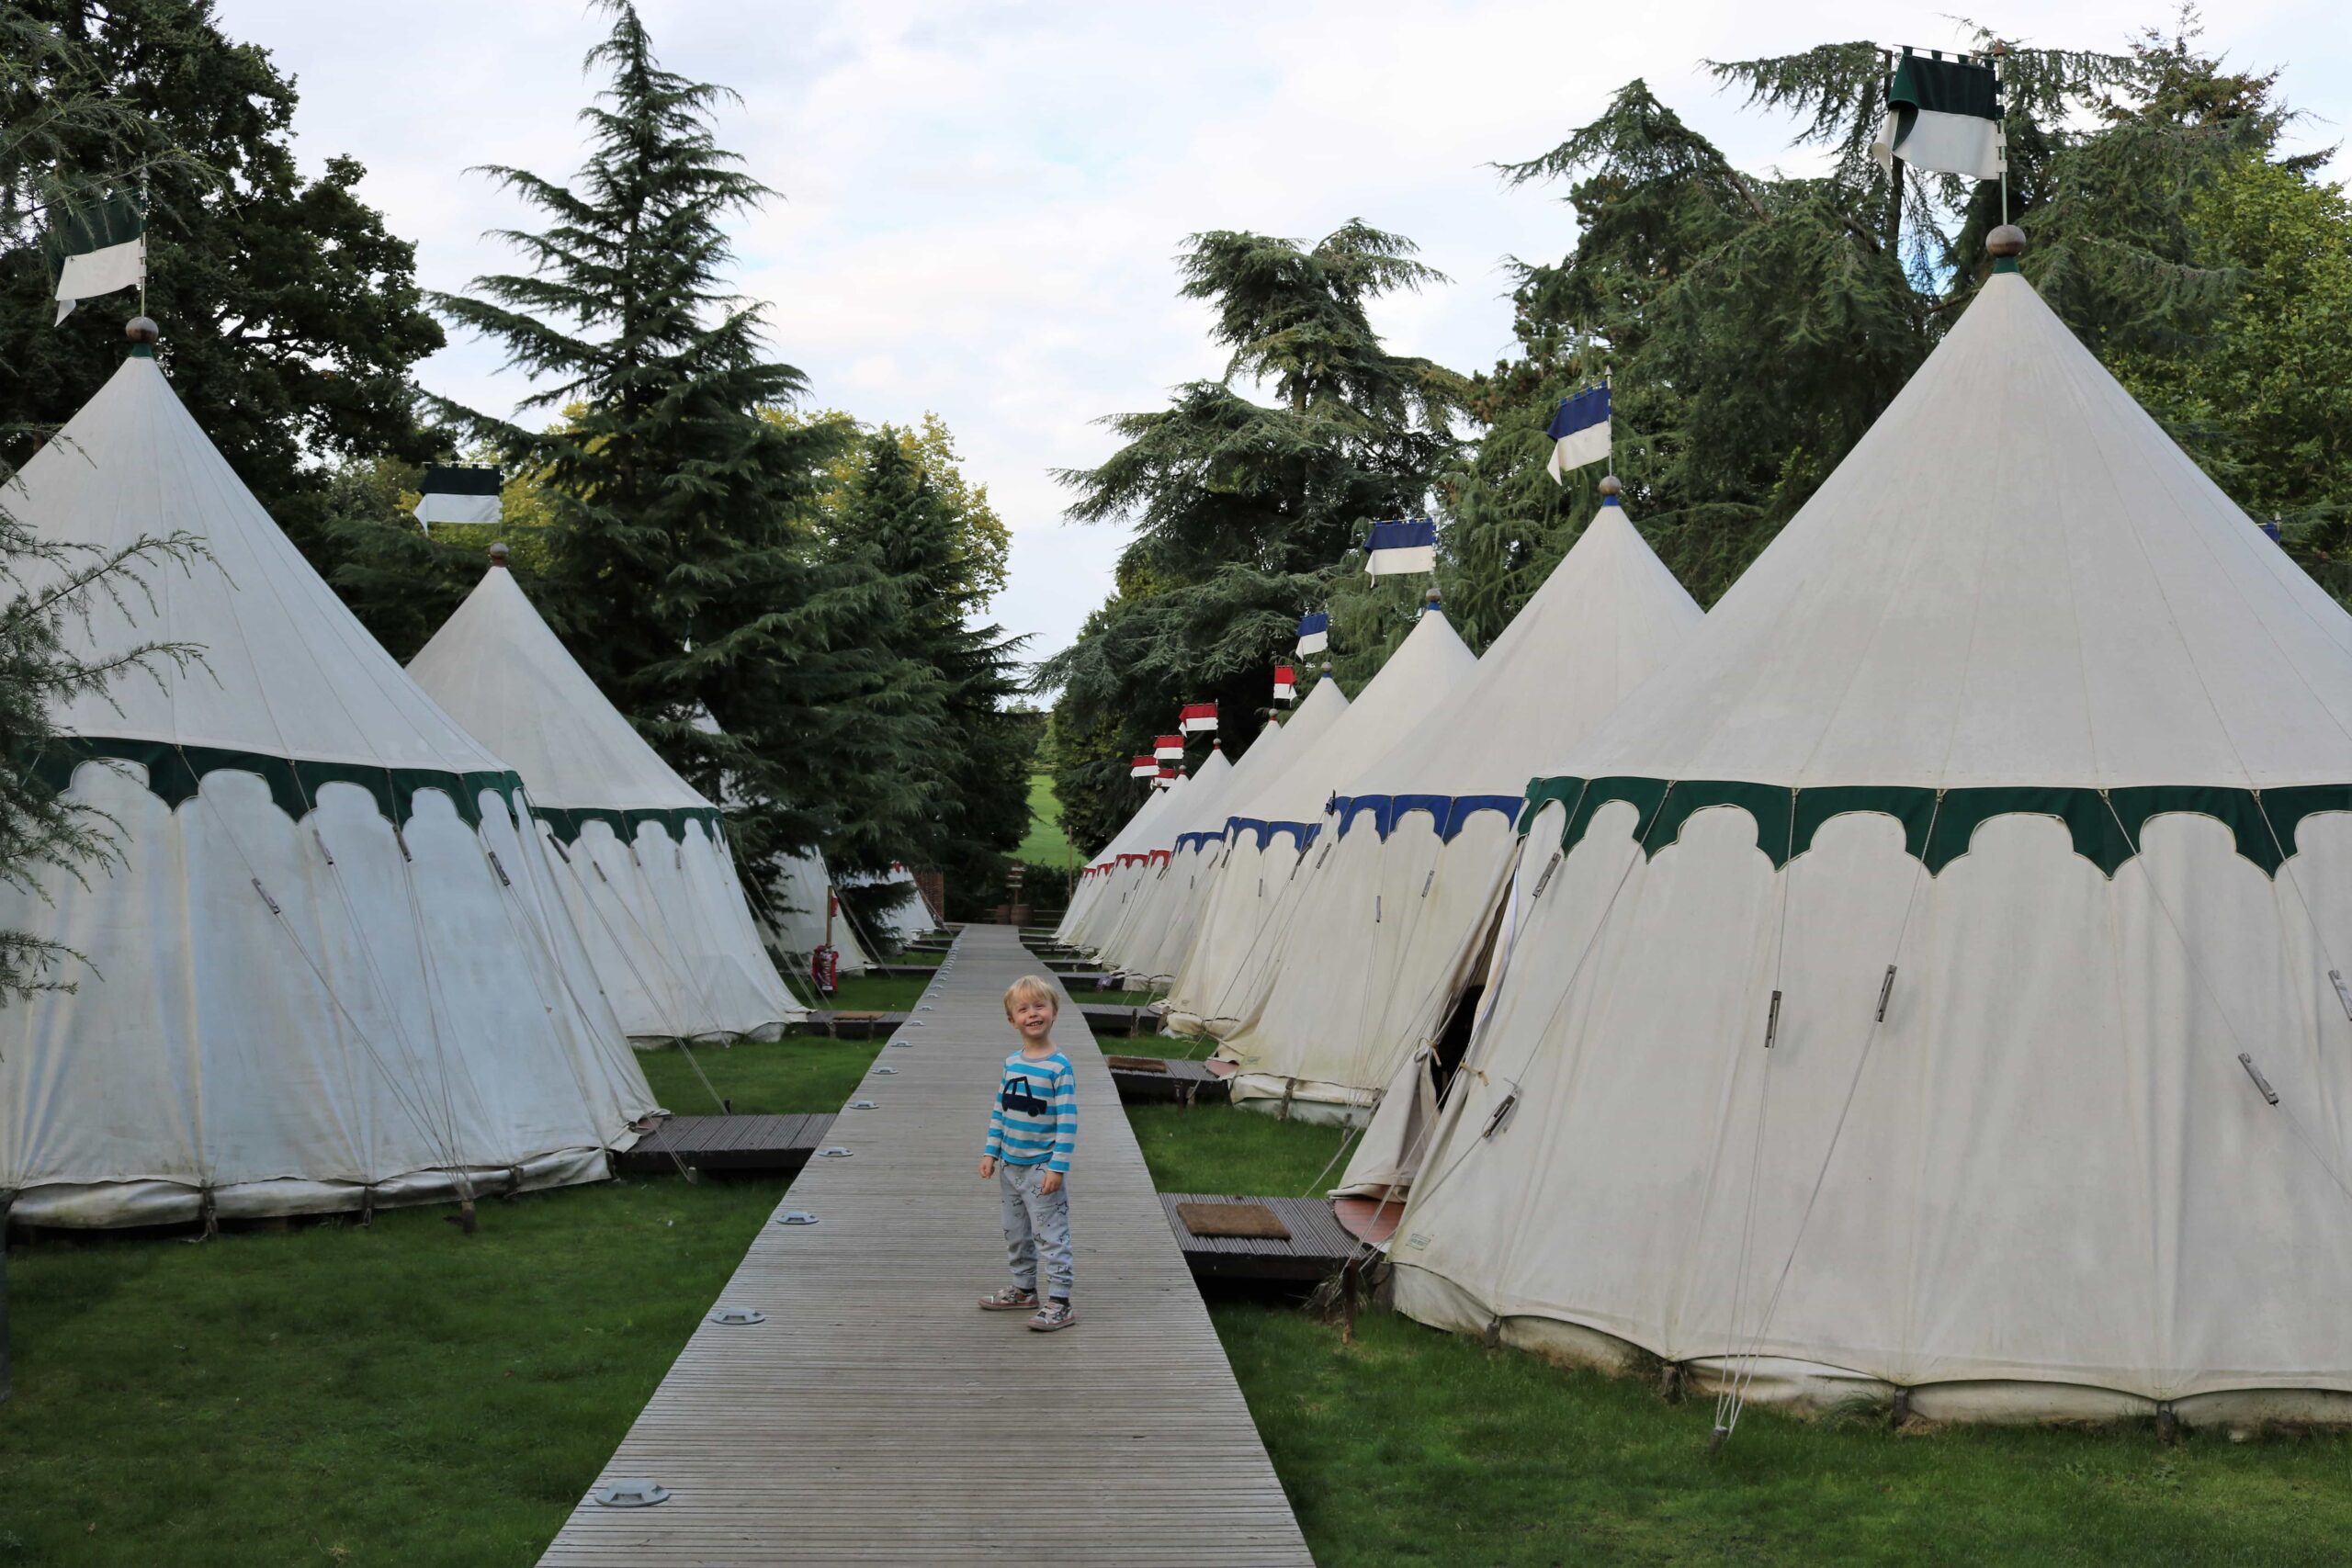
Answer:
[
  {"left": 709, "top": 1307, "right": 766, "bottom": 1325},
  {"left": 592, "top": 1479, "right": 671, "bottom": 1508},
  {"left": 848, "top": 1099, "right": 878, "bottom": 1110},
  {"left": 776, "top": 1210, "right": 820, "bottom": 1225},
  {"left": 818, "top": 1146, "right": 854, "bottom": 1158}
]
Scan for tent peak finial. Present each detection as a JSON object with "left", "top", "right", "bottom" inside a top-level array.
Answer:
[
  {"left": 1425, "top": 585, "right": 1442, "bottom": 607},
  {"left": 1599, "top": 473, "right": 1623, "bottom": 498},
  {"left": 489, "top": 542, "right": 511, "bottom": 568},
  {"left": 1987, "top": 224, "right": 2028, "bottom": 273},
  {"left": 126, "top": 315, "right": 159, "bottom": 357}
]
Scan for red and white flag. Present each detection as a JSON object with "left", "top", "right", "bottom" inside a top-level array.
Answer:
[
  {"left": 1129, "top": 754, "right": 1157, "bottom": 778},
  {"left": 1272, "top": 665, "right": 1296, "bottom": 703},
  {"left": 1178, "top": 701, "right": 1218, "bottom": 734},
  {"left": 1154, "top": 732, "right": 1185, "bottom": 761}
]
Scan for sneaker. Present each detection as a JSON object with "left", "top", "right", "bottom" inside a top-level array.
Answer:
[
  {"left": 1028, "top": 1298, "right": 1077, "bottom": 1332},
  {"left": 978, "top": 1286, "right": 1038, "bottom": 1312}
]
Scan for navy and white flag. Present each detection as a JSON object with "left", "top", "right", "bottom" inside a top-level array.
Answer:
[
  {"left": 46, "top": 190, "right": 145, "bottom": 326},
  {"left": 1872, "top": 49, "right": 2004, "bottom": 182},
  {"left": 1295, "top": 611, "right": 1329, "bottom": 657},
  {"left": 1545, "top": 385, "right": 1611, "bottom": 483},
  {"left": 1363, "top": 518, "right": 1437, "bottom": 578},
  {"left": 414, "top": 465, "right": 503, "bottom": 530}
]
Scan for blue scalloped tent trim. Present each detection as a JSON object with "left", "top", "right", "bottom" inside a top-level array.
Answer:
[
  {"left": 1172, "top": 829, "right": 1227, "bottom": 853},
  {"left": 1331, "top": 792, "right": 1526, "bottom": 843},
  {"left": 1512, "top": 774, "right": 2352, "bottom": 879},
  {"left": 1225, "top": 817, "right": 1322, "bottom": 852}
]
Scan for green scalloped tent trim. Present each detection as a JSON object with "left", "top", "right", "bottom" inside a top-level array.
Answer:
[
  {"left": 529, "top": 803, "right": 726, "bottom": 846},
  {"left": 1515, "top": 774, "right": 2352, "bottom": 878},
  {"left": 32, "top": 737, "right": 525, "bottom": 829}
]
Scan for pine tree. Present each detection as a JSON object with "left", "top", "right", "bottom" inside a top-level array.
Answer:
[
  {"left": 1446, "top": 17, "right": 2335, "bottom": 626},
  {"left": 433, "top": 0, "right": 934, "bottom": 872},
  {"left": 0, "top": 0, "right": 444, "bottom": 567},
  {"left": 1040, "top": 222, "right": 1467, "bottom": 848},
  {"left": 828, "top": 427, "right": 1032, "bottom": 900}
]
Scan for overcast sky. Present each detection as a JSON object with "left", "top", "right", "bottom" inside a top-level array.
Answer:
[{"left": 217, "top": 0, "right": 2348, "bottom": 673}]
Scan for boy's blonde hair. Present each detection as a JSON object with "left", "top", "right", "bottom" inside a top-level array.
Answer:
[{"left": 1002, "top": 975, "right": 1060, "bottom": 1018}]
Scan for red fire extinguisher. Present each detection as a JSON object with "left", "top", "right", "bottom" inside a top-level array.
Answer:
[{"left": 810, "top": 944, "right": 840, "bottom": 996}]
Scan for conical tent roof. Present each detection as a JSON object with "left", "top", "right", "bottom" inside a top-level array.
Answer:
[
  {"left": 413, "top": 565, "right": 711, "bottom": 814},
  {"left": 1093, "top": 747, "right": 1234, "bottom": 964},
  {"left": 1107, "top": 711, "right": 1329, "bottom": 979},
  {"left": 1197, "top": 678, "right": 1347, "bottom": 837},
  {"left": 1344, "top": 506, "right": 1702, "bottom": 804},
  {"left": 1230, "top": 607, "right": 1477, "bottom": 832},
  {"left": 1170, "top": 615, "right": 1476, "bottom": 1036},
  {"left": 1392, "top": 259, "right": 2352, "bottom": 1419},
  {"left": 1562, "top": 269, "right": 2352, "bottom": 792},
  {"left": 411, "top": 563, "right": 804, "bottom": 1041},
  {"left": 0, "top": 346, "right": 652, "bottom": 1225},
  {"left": 1232, "top": 501, "right": 1702, "bottom": 1121}
]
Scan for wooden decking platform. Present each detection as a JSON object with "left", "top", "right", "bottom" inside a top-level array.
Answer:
[
  {"left": 540, "top": 925, "right": 1310, "bottom": 1567},
  {"left": 1106, "top": 1053, "right": 1231, "bottom": 1105},
  {"left": 1078, "top": 1001, "right": 1165, "bottom": 1038},
  {"left": 614, "top": 1113, "right": 835, "bottom": 1176},
  {"left": 1160, "top": 1193, "right": 1367, "bottom": 1282}
]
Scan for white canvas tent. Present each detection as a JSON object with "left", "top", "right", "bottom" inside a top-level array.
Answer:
[
  {"left": 1392, "top": 249, "right": 2352, "bottom": 1425},
  {"left": 1092, "top": 746, "right": 1233, "bottom": 974},
  {"left": 411, "top": 559, "right": 805, "bottom": 1043},
  {"left": 0, "top": 337, "right": 655, "bottom": 1227},
  {"left": 760, "top": 847, "right": 874, "bottom": 976},
  {"left": 1069, "top": 776, "right": 1187, "bottom": 951},
  {"left": 1114, "top": 690, "right": 1349, "bottom": 987},
  {"left": 1057, "top": 781, "right": 1173, "bottom": 946},
  {"left": 846, "top": 862, "right": 938, "bottom": 944},
  {"left": 1169, "top": 606, "right": 1476, "bottom": 1041},
  {"left": 1219, "top": 501, "right": 1701, "bottom": 1136}
]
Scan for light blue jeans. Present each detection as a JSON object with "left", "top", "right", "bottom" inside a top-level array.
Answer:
[{"left": 998, "top": 1161, "right": 1073, "bottom": 1299}]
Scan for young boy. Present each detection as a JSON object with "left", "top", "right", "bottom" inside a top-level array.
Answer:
[{"left": 978, "top": 976, "right": 1078, "bottom": 1330}]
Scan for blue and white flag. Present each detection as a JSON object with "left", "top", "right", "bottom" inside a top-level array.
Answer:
[
  {"left": 1363, "top": 518, "right": 1437, "bottom": 578},
  {"left": 1545, "top": 385, "right": 1611, "bottom": 484},
  {"left": 1296, "top": 611, "right": 1329, "bottom": 657}
]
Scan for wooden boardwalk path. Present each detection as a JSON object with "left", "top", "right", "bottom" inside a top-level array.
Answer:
[{"left": 539, "top": 925, "right": 1312, "bottom": 1566}]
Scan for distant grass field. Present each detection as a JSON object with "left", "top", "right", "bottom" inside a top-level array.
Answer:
[{"left": 1016, "top": 771, "right": 1078, "bottom": 867}]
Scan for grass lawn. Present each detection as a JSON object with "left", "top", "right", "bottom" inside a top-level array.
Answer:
[
  {"left": 0, "top": 1032, "right": 893, "bottom": 1567},
  {"left": 1126, "top": 1101, "right": 1353, "bottom": 1194},
  {"left": 17, "top": 1032, "right": 2351, "bottom": 1565},
  {"left": 638, "top": 1032, "right": 884, "bottom": 1116},
  {"left": 1016, "top": 771, "right": 1078, "bottom": 868},
  {"left": 1133, "top": 1090, "right": 2352, "bottom": 1566},
  {"left": 823, "top": 972, "right": 933, "bottom": 1013},
  {"left": 1215, "top": 1304, "right": 2352, "bottom": 1565}
]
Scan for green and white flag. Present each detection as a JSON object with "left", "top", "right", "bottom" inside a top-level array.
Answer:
[
  {"left": 1872, "top": 49, "right": 2004, "bottom": 182},
  {"left": 45, "top": 190, "right": 146, "bottom": 325}
]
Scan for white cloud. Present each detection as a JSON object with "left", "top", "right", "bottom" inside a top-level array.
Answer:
[{"left": 220, "top": 0, "right": 2351, "bottom": 671}]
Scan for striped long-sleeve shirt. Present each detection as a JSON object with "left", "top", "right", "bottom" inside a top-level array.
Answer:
[{"left": 983, "top": 1049, "right": 1077, "bottom": 1172}]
